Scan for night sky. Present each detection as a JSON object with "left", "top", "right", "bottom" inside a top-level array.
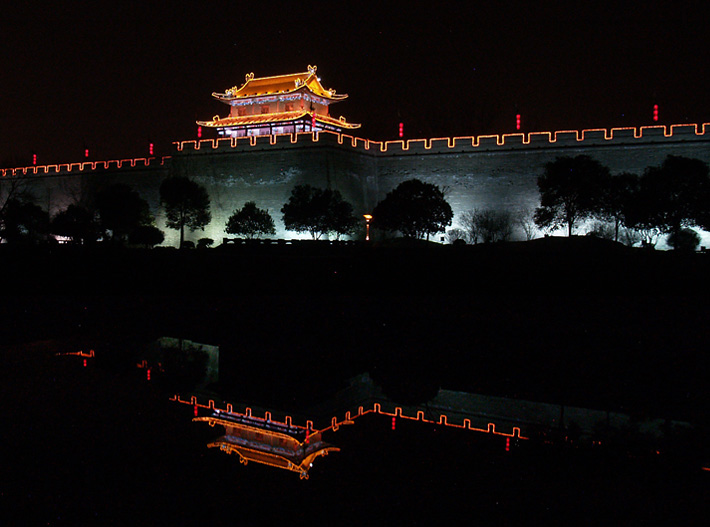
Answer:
[{"left": 3, "top": 1, "right": 710, "bottom": 166}]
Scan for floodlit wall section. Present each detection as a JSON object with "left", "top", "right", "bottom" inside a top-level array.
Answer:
[{"left": 3, "top": 125, "right": 710, "bottom": 246}]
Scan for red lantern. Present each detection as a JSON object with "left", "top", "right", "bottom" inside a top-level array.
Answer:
[{"left": 398, "top": 122, "right": 404, "bottom": 138}]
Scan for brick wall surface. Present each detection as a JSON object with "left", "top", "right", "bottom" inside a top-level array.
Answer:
[{"left": 3, "top": 127, "right": 709, "bottom": 246}]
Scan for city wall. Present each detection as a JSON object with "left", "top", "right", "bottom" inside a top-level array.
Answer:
[{"left": 3, "top": 124, "right": 710, "bottom": 246}]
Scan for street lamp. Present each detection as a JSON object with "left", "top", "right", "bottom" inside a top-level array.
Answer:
[{"left": 363, "top": 214, "right": 372, "bottom": 241}]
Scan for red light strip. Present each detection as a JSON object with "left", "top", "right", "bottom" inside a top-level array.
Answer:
[{"left": 56, "top": 349, "right": 95, "bottom": 358}]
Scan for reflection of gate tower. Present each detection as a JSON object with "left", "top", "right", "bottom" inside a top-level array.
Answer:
[
  {"left": 195, "top": 410, "right": 339, "bottom": 479},
  {"left": 197, "top": 65, "right": 361, "bottom": 138}
]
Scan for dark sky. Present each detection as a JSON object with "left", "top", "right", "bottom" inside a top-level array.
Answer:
[{"left": 2, "top": 1, "right": 709, "bottom": 165}]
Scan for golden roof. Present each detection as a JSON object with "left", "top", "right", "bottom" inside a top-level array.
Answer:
[
  {"left": 197, "top": 110, "right": 360, "bottom": 130},
  {"left": 213, "top": 65, "right": 348, "bottom": 102}
]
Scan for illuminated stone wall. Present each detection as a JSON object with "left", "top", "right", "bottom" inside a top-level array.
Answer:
[
  {"left": 167, "top": 135, "right": 376, "bottom": 244},
  {"left": 4, "top": 125, "right": 710, "bottom": 246},
  {"left": 373, "top": 127, "right": 710, "bottom": 241}
]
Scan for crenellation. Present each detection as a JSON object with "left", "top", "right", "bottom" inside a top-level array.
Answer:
[
  {"left": 639, "top": 126, "right": 668, "bottom": 139},
  {"left": 580, "top": 129, "right": 609, "bottom": 142},
  {"left": 406, "top": 139, "right": 428, "bottom": 153},
  {"left": 610, "top": 128, "right": 638, "bottom": 140},
  {"left": 476, "top": 135, "right": 500, "bottom": 148},
  {"left": 503, "top": 133, "right": 525, "bottom": 146},
  {"left": 453, "top": 136, "right": 476, "bottom": 149},
  {"left": 429, "top": 137, "right": 455, "bottom": 151},
  {"left": 553, "top": 130, "right": 580, "bottom": 142},
  {"left": 4, "top": 124, "right": 710, "bottom": 247},
  {"left": 528, "top": 131, "right": 553, "bottom": 146},
  {"left": 670, "top": 123, "right": 701, "bottom": 136}
]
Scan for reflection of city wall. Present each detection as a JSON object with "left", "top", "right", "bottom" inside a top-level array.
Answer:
[
  {"left": 177, "top": 373, "right": 690, "bottom": 442},
  {"left": 4, "top": 125, "right": 710, "bottom": 245},
  {"left": 157, "top": 337, "right": 219, "bottom": 387}
]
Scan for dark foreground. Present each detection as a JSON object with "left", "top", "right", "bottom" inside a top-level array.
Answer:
[
  {"left": 1, "top": 239, "right": 709, "bottom": 524},
  {"left": 1, "top": 345, "right": 707, "bottom": 526}
]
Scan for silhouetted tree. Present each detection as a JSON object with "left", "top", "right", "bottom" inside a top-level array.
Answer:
[
  {"left": 0, "top": 172, "right": 33, "bottom": 231},
  {"left": 95, "top": 183, "right": 152, "bottom": 243},
  {"left": 597, "top": 172, "right": 639, "bottom": 242},
  {"left": 281, "top": 184, "right": 358, "bottom": 239},
  {"left": 159, "top": 176, "right": 211, "bottom": 248},
  {"left": 0, "top": 198, "right": 48, "bottom": 244},
  {"left": 50, "top": 204, "right": 99, "bottom": 244},
  {"left": 372, "top": 179, "right": 453, "bottom": 239},
  {"left": 586, "top": 221, "right": 616, "bottom": 240},
  {"left": 328, "top": 196, "right": 360, "bottom": 239},
  {"left": 226, "top": 201, "right": 276, "bottom": 239},
  {"left": 128, "top": 225, "right": 165, "bottom": 248},
  {"left": 535, "top": 155, "right": 610, "bottom": 236},
  {"left": 627, "top": 156, "right": 710, "bottom": 241},
  {"left": 197, "top": 238, "right": 213, "bottom": 249},
  {"left": 666, "top": 228, "right": 700, "bottom": 252}
]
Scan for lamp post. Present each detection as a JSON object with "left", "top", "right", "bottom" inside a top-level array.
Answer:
[{"left": 363, "top": 214, "right": 372, "bottom": 241}]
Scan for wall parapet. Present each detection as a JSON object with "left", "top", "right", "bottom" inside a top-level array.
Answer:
[
  {"left": 3, "top": 122, "right": 710, "bottom": 178},
  {"left": 1, "top": 156, "right": 170, "bottom": 179},
  {"left": 168, "top": 122, "right": 710, "bottom": 159}
]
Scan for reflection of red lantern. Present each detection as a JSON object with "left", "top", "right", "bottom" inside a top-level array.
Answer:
[
  {"left": 197, "top": 126, "right": 202, "bottom": 138},
  {"left": 83, "top": 359, "right": 87, "bottom": 368},
  {"left": 391, "top": 417, "right": 396, "bottom": 430},
  {"left": 505, "top": 437, "right": 510, "bottom": 452},
  {"left": 193, "top": 405, "right": 198, "bottom": 417},
  {"left": 146, "top": 368, "right": 151, "bottom": 381}
]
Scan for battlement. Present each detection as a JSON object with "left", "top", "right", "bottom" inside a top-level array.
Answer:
[
  {"left": 171, "top": 122, "right": 710, "bottom": 158},
  {"left": 4, "top": 123, "right": 710, "bottom": 178},
  {"left": 0, "top": 156, "right": 169, "bottom": 179}
]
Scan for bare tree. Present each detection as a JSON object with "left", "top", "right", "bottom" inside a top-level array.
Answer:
[
  {"left": 461, "top": 208, "right": 513, "bottom": 244},
  {"left": 0, "top": 173, "right": 37, "bottom": 242},
  {"left": 460, "top": 210, "right": 481, "bottom": 244},
  {"left": 515, "top": 208, "right": 537, "bottom": 241},
  {"left": 445, "top": 228, "right": 468, "bottom": 244}
]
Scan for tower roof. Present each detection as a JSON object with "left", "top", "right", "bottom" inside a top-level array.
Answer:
[
  {"left": 213, "top": 65, "right": 348, "bottom": 103},
  {"left": 197, "top": 110, "right": 360, "bottom": 130}
]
